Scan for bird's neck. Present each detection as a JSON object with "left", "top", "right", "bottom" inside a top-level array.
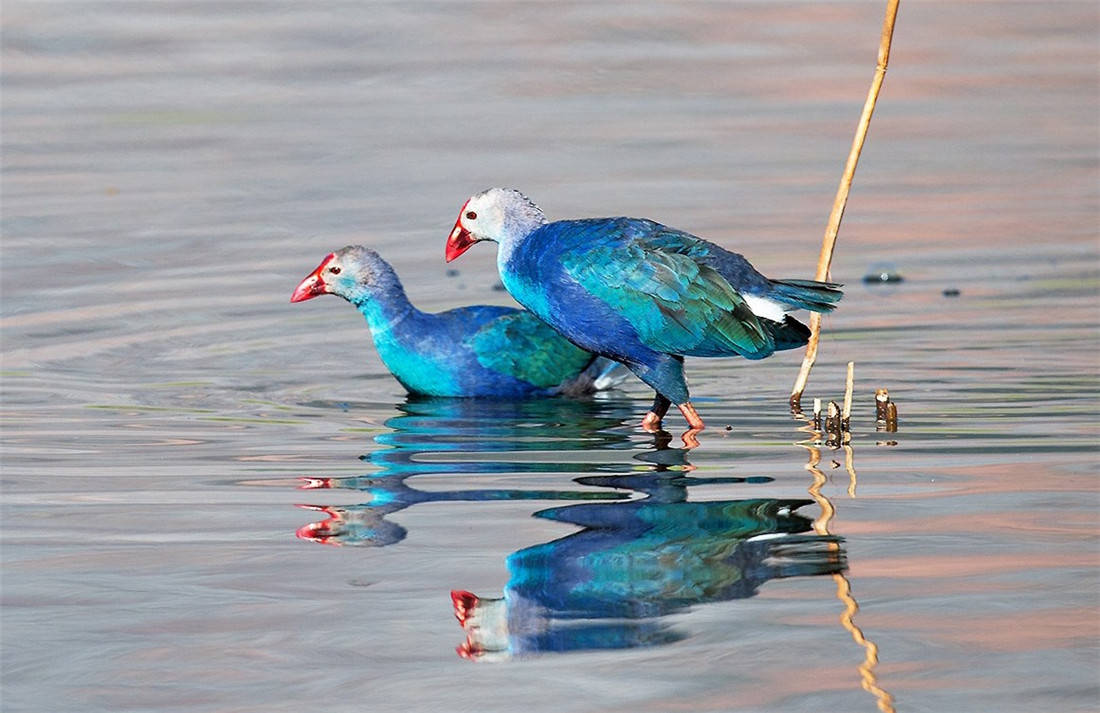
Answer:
[
  {"left": 355, "top": 289, "right": 451, "bottom": 394},
  {"left": 497, "top": 215, "right": 545, "bottom": 267},
  {"left": 352, "top": 283, "right": 420, "bottom": 339}
]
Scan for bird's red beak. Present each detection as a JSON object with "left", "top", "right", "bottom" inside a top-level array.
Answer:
[
  {"left": 290, "top": 254, "right": 334, "bottom": 302},
  {"left": 294, "top": 504, "right": 342, "bottom": 545},
  {"left": 445, "top": 220, "right": 477, "bottom": 263}
]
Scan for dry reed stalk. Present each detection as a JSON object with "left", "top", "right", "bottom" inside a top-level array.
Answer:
[
  {"left": 842, "top": 361, "right": 855, "bottom": 430},
  {"left": 790, "top": 0, "right": 901, "bottom": 409}
]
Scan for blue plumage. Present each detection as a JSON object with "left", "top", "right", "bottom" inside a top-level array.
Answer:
[
  {"left": 445, "top": 189, "right": 842, "bottom": 429},
  {"left": 291, "top": 245, "right": 621, "bottom": 398}
]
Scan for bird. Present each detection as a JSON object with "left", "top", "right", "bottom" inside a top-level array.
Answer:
[
  {"left": 444, "top": 188, "right": 842, "bottom": 433},
  {"left": 291, "top": 245, "right": 622, "bottom": 398}
]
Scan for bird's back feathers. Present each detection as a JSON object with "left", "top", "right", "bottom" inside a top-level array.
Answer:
[{"left": 509, "top": 217, "right": 838, "bottom": 361}]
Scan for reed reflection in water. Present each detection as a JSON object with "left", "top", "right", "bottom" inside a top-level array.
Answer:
[{"left": 293, "top": 396, "right": 846, "bottom": 660}]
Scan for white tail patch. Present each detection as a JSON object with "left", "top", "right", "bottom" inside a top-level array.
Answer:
[{"left": 743, "top": 294, "right": 787, "bottom": 322}]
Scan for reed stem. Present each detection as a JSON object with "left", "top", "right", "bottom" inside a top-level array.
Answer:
[{"left": 791, "top": 0, "right": 900, "bottom": 409}]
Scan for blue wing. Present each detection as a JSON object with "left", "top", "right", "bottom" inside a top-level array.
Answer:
[{"left": 554, "top": 219, "right": 775, "bottom": 358}]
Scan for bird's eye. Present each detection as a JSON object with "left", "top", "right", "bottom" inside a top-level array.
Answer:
[
  {"left": 328, "top": 266, "right": 341, "bottom": 275},
  {"left": 465, "top": 211, "right": 477, "bottom": 220}
]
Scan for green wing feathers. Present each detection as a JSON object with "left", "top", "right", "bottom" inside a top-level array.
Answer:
[
  {"left": 564, "top": 243, "right": 774, "bottom": 358},
  {"left": 469, "top": 312, "right": 594, "bottom": 389}
]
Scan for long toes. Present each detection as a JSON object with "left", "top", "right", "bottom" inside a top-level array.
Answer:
[{"left": 641, "top": 411, "right": 663, "bottom": 432}]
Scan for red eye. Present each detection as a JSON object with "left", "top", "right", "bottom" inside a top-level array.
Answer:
[
  {"left": 328, "top": 266, "right": 341, "bottom": 274},
  {"left": 465, "top": 211, "right": 477, "bottom": 220}
]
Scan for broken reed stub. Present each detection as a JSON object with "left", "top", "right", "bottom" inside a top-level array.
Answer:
[
  {"left": 812, "top": 397, "right": 823, "bottom": 430},
  {"left": 875, "top": 388, "right": 891, "bottom": 422},
  {"left": 825, "top": 401, "right": 842, "bottom": 434},
  {"left": 876, "top": 388, "right": 898, "bottom": 432},
  {"left": 840, "top": 362, "right": 855, "bottom": 433},
  {"left": 824, "top": 400, "right": 850, "bottom": 448},
  {"left": 843, "top": 362, "right": 855, "bottom": 418}
]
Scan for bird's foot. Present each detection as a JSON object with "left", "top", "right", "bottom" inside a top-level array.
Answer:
[
  {"left": 678, "top": 402, "right": 705, "bottom": 431},
  {"left": 680, "top": 429, "right": 702, "bottom": 450},
  {"left": 641, "top": 411, "right": 663, "bottom": 432}
]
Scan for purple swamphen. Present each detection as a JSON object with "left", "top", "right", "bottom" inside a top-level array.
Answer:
[
  {"left": 292, "top": 245, "right": 621, "bottom": 398},
  {"left": 445, "top": 189, "right": 842, "bottom": 433}
]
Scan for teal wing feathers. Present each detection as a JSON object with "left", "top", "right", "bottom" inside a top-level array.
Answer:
[
  {"left": 468, "top": 312, "right": 595, "bottom": 389},
  {"left": 560, "top": 229, "right": 775, "bottom": 358}
]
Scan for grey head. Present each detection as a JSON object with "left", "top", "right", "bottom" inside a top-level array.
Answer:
[
  {"left": 290, "top": 245, "right": 404, "bottom": 305},
  {"left": 446, "top": 188, "right": 548, "bottom": 260}
]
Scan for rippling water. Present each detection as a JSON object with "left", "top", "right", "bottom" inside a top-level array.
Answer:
[{"left": 3, "top": 2, "right": 1098, "bottom": 712}]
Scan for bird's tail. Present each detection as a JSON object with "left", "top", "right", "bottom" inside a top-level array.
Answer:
[
  {"left": 768, "top": 279, "right": 844, "bottom": 313},
  {"left": 740, "top": 532, "right": 848, "bottom": 582},
  {"left": 761, "top": 315, "right": 812, "bottom": 352},
  {"left": 556, "top": 357, "right": 630, "bottom": 397},
  {"left": 590, "top": 357, "right": 630, "bottom": 391}
]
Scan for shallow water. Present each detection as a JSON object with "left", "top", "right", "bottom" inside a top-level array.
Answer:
[{"left": 2, "top": 2, "right": 1098, "bottom": 712}]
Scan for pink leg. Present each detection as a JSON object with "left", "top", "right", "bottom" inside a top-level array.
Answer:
[
  {"left": 641, "top": 411, "right": 663, "bottom": 432},
  {"left": 678, "top": 402, "right": 705, "bottom": 430}
]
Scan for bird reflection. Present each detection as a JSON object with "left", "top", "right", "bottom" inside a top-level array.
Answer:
[
  {"left": 443, "top": 409, "right": 845, "bottom": 661},
  {"left": 451, "top": 486, "right": 845, "bottom": 661},
  {"left": 292, "top": 395, "right": 846, "bottom": 661},
  {"left": 295, "top": 396, "right": 641, "bottom": 547}
]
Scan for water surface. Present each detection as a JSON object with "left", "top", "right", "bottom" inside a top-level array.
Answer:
[{"left": 3, "top": 2, "right": 1098, "bottom": 712}]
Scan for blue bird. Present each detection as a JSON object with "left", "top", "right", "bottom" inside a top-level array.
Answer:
[
  {"left": 291, "top": 245, "right": 622, "bottom": 398},
  {"left": 445, "top": 189, "right": 842, "bottom": 432}
]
